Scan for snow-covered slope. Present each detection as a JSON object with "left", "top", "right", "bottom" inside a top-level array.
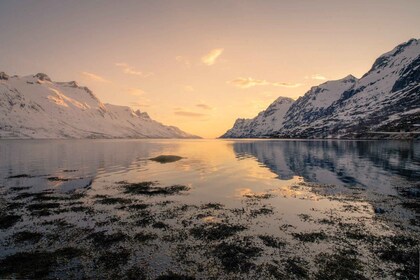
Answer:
[
  {"left": 221, "top": 97, "right": 294, "bottom": 138},
  {"left": 0, "top": 73, "right": 198, "bottom": 139},
  {"left": 281, "top": 75, "right": 357, "bottom": 135},
  {"left": 221, "top": 39, "right": 420, "bottom": 139}
]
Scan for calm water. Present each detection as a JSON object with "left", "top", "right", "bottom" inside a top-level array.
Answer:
[
  {"left": 0, "top": 139, "right": 419, "bottom": 279},
  {"left": 1, "top": 139, "right": 418, "bottom": 192}
]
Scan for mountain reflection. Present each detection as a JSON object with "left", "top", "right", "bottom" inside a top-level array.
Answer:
[{"left": 232, "top": 140, "right": 419, "bottom": 193}]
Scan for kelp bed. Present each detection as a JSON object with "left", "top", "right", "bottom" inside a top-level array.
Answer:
[{"left": 0, "top": 174, "right": 419, "bottom": 279}]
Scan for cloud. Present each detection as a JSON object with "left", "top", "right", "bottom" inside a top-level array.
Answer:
[
  {"left": 305, "top": 74, "right": 327, "bottom": 80},
  {"left": 115, "top": 62, "right": 153, "bottom": 77},
  {"left": 228, "top": 77, "right": 302, "bottom": 89},
  {"left": 125, "top": 87, "right": 145, "bottom": 96},
  {"left": 174, "top": 110, "right": 207, "bottom": 117},
  {"left": 201, "top": 48, "right": 224, "bottom": 66},
  {"left": 175, "top": 56, "right": 191, "bottom": 67},
  {"left": 129, "top": 101, "right": 150, "bottom": 108},
  {"left": 81, "top": 72, "right": 110, "bottom": 83},
  {"left": 196, "top": 103, "right": 212, "bottom": 110}
]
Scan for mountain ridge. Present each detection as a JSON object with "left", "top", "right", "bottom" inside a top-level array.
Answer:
[
  {"left": 0, "top": 72, "right": 199, "bottom": 139},
  {"left": 221, "top": 39, "right": 420, "bottom": 139}
]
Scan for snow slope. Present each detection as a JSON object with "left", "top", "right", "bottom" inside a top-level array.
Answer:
[
  {"left": 221, "top": 97, "right": 294, "bottom": 138},
  {"left": 221, "top": 38, "right": 420, "bottom": 139},
  {"left": 0, "top": 73, "right": 198, "bottom": 139}
]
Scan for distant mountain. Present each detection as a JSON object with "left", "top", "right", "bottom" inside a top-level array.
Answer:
[
  {"left": 222, "top": 97, "right": 294, "bottom": 138},
  {"left": 221, "top": 39, "right": 420, "bottom": 139},
  {"left": 0, "top": 73, "right": 198, "bottom": 139}
]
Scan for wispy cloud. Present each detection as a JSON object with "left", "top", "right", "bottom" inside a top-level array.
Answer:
[
  {"left": 228, "top": 77, "right": 302, "bottom": 89},
  {"left": 174, "top": 110, "right": 207, "bottom": 117},
  {"left": 130, "top": 101, "right": 150, "bottom": 108},
  {"left": 196, "top": 103, "right": 212, "bottom": 110},
  {"left": 305, "top": 74, "right": 327, "bottom": 80},
  {"left": 201, "top": 48, "right": 224, "bottom": 66},
  {"left": 115, "top": 62, "right": 153, "bottom": 77},
  {"left": 81, "top": 72, "right": 110, "bottom": 83},
  {"left": 125, "top": 87, "right": 145, "bottom": 96},
  {"left": 175, "top": 56, "right": 191, "bottom": 68}
]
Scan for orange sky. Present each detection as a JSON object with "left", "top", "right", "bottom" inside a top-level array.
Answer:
[{"left": 0, "top": 1, "right": 419, "bottom": 138}]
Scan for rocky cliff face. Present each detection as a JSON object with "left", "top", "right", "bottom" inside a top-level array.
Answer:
[
  {"left": 0, "top": 73, "right": 198, "bottom": 139},
  {"left": 221, "top": 39, "right": 420, "bottom": 139}
]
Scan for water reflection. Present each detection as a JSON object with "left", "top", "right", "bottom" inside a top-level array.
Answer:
[
  {"left": 0, "top": 139, "right": 418, "bottom": 279},
  {"left": 0, "top": 139, "right": 418, "bottom": 195},
  {"left": 232, "top": 140, "right": 419, "bottom": 194}
]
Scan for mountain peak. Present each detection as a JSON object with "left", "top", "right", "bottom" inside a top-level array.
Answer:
[
  {"left": 233, "top": 118, "right": 250, "bottom": 125},
  {"left": 342, "top": 74, "right": 357, "bottom": 81},
  {"left": 396, "top": 38, "right": 418, "bottom": 51},
  {"left": 0, "top": 72, "right": 9, "bottom": 80},
  {"left": 273, "top": 96, "right": 294, "bottom": 104},
  {"left": 368, "top": 38, "right": 419, "bottom": 73},
  {"left": 135, "top": 110, "right": 150, "bottom": 119},
  {"left": 34, "top": 73, "right": 52, "bottom": 82},
  {"left": 67, "top": 81, "right": 79, "bottom": 87},
  {"left": 322, "top": 74, "right": 357, "bottom": 85}
]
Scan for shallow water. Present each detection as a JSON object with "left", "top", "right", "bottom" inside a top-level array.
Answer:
[{"left": 0, "top": 139, "right": 419, "bottom": 279}]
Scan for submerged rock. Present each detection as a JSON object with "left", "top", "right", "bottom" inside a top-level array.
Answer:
[{"left": 149, "top": 155, "right": 183, "bottom": 163}]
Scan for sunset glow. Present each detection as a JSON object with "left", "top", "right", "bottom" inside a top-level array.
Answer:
[{"left": 0, "top": 0, "right": 419, "bottom": 138}]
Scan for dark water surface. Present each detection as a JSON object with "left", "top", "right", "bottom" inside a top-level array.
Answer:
[{"left": 0, "top": 139, "right": 419, "bottom": 279}]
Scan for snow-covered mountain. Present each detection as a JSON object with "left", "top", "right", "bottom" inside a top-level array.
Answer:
[
  {"left": 221, "top": 39, "right": 420, "bottom": 139},
  {"left": 0, "top": 73, "right": 198, "bottom": 139},
  {"left": 221, "top": 97, "right": 294, "bottom": 138}
]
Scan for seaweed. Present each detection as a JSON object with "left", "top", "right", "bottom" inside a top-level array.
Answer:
[
  {"left": 377, "top": 244, "right": 418, "bottom": 278},
  {"left": 122, "top": 181, "right": 190, "bottom": 196},
  {"left": 201, "top": 203, "right": 224, "bottom": 210},
  {"left": 5, "top": 202, "right": 24, "bottom": 211},
  {"left": 152, "top": 221, "right": 169, "bottom": 230},
  {"left": 149, "top": 155, "right": 183, "bottom": 164},
  {"left": 0, "top": 214, "right": 21, "bottom": 229},
  {"left": 47, "top": 176, "right": 71, "bottom": 182},
  {"left": 190, "top": 223, "right": 246, "bottom": 241},
  {"left": 134, "top": 232, "right": 158, "bottom": 243},
  {"left": 127, "top": 203, "right": 150, "bottom": 210},
  {"left": 292, "top": 231, "right": 328, "bottom": 243},
  {"left": 250, "top": 206, "right": 273, "bottom": 217},
  {"left": 133, "top": 210, "right": 156, "bottom": 227},
  {"left": 27, "top": 202, "right": 60, "bottom": 216},
  {"left": 87, "top": 231, "right": 128, "bottom": 247},
  {"left": 6, "top": 174, "right": 31, "bottom": 179},
  {"left": 284, "top": 257, "right": 309, "bottom": 279},
  {"left": 156, "top": 272, "right": 195, "bottom": 280},
  {"left": 0, "top": 247, "right": 82, "bottom": 279},
  {"left": 13, "top": 231, "right": 43, "bottom": 243},
  {"left": 243, "top": 193, "right": 273, "bottom": 199},
  {"left": 98, "top": 250, "right": 131, "bottom": 268},
  {"left": 10, "top": 186, "right": 32, "bottom": 191},
  {"left": 258, "top": 235, "right": 286, "bottom": 248},
  {"left": 212, "top": 238, "right": 262, "bottom": 273},
  {"left": 315, "top": 250, "right": 367, "bottom": 280},
  {"left": 95, "top": 197, "right": 132, "bottom": 205}
]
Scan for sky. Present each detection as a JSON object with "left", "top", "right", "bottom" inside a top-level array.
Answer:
[{"left": 0, "top": 0, "right": 419, "bottom": 138}]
